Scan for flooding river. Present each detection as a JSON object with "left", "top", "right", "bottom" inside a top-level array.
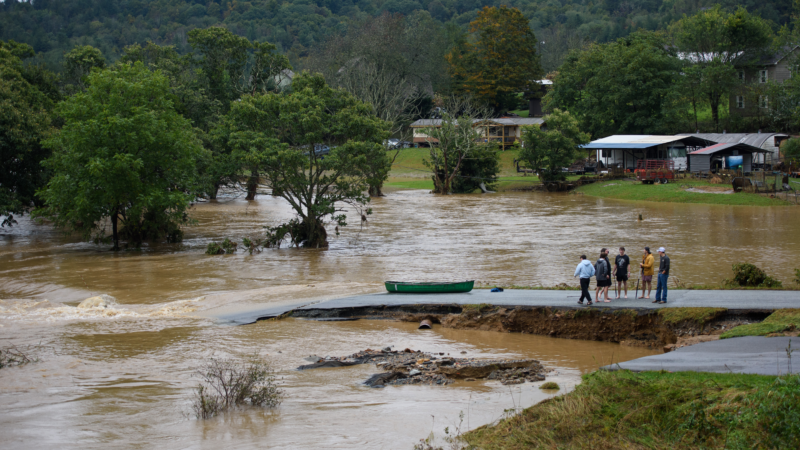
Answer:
[{"left": 2, "top": 189, "right": 799, "bottom": 449}]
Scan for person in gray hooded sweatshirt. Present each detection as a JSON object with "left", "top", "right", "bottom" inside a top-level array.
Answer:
[
  {"left": 594, "top": 248, "right": 612, "bottom": 302},
  {"left": 574, "top": 254, "right": 596, "bottom": 305}
]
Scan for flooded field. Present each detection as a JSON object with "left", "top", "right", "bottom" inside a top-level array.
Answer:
[{"left": 2, "top": 188, "right": 799, "bottom": 448}]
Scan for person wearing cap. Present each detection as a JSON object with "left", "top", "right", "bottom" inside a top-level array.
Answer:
[
  {"left": 639, "top": 247, "right": 654, "bottom": 299},
  {"left": 613, "top": 247, "right": 631, "bottom": 299},
  {"left": 654, "top": 247, "right": 670, "bottom": 304}
]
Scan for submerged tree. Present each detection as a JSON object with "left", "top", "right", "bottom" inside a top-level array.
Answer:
[
  {"left": 223, "top": 73, "right": 389, "bottom": 248},
  {"left": 422, "top": 96, "right": 492, "bottom": 195},
  {"left": 0, "top": 40, "right": 55, "bottom": 227},
  {"left": 35, "top": 62, "right": 208, "bottom": 250},
  {"left": 305, "top": 12, "right": 448, "bottom": 197},
  {"left": 518, "top": 109, "right": 590, "bottom": 183}
]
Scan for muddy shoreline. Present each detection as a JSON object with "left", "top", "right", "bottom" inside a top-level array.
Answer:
[{"left": 287, "top": 304, "right": 774, "bottom": 351}]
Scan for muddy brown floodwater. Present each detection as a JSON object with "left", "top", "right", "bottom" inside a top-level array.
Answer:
[{"left": 2, "top": 188, "right": 800, "bottom": 449}]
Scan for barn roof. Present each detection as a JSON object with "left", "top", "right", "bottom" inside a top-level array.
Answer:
[
  {"left": 688, "top": 142, "right": 767, "bottom": 155},
  {"left": 582, "top": 135, "right": 709, "bottom": 149}
]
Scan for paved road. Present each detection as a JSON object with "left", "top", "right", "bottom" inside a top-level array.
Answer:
[
  {"left": 603, "top": 336, "right": 799, "bottom": 375},
  {"left": 216, "top": 289, "right": 799, "bottom": 324}
]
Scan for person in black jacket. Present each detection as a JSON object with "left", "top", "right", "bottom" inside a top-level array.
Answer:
[
  {"left": 594, "top": 248, "right": 612, "bottom": 303},
  {"left": 654, "top": 247, "right": 670, "bottom": 304}
]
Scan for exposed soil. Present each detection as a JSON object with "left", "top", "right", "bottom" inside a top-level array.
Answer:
[{"left": 291, "top": 305, "right": 775, "bottom": 353}]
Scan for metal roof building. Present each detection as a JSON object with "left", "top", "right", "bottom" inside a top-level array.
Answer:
[
  {"left": 688, "top": 142, "right": 768, "bottom": 173},
  {"left": 678, "top": 133, "right": 788, "bottom": 165},
  {"left": 581, "top": 135, "right": 713, "bottom": 171}
]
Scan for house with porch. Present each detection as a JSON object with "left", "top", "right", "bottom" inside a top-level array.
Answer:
[
  {"left": 582, "top": 135, "right": 712, "bottom": 171},
  {"left": 409, "top": 117, "right": 544, "bottom": 150}
]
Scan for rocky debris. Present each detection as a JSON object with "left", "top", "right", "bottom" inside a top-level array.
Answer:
[
  {"left": 297, "top": 348, "right": 547, "bottom": 388},
  {"left": 487, "top": 364, "right": 547, "bottom": 385}
]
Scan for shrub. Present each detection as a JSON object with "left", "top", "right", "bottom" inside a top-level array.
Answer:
[
  {"left": 728, "top": 263, "right": 782, "bottom": 288},
  {"left": 205, "top": 238, "right": 238, "bottom": 255},
  {"left": 794, "top": 269, "right": 800, "bottom": 286},
  {"left": 193, "top": 356, "right": 283, "bottom": 419},
  {"left": 540, "top": 381, "right": 560, "bottom": 390},
  {"left": 0, "top": 346, "right": 37, "bottom": 369}
]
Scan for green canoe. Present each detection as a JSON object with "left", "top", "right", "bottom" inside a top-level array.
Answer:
[{"left": 384, "top": 280, "right": 475, "bottom": 293}]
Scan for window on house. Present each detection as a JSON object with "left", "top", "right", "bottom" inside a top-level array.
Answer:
[
  {"left": 759, "top": 70, "right": 768, "bottom": 83},
  {"left": 759, "top": 95, "right": 768, "bottom": 109},
  {"left": 736, "top": 96, "right": 745, "bottom": 109},
  {"left": 738, "top": 70, "right": 745, "bottom": 82}
]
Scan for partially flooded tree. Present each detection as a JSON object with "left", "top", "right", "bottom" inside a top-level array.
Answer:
[
  {"left": 304, "top": 12, "right": 449, "bottom": 196},
  {"left": 223, "top": 73, "right": 389, "bottom": 248},
  {"left": 35, "top": 62, "right": 208, "bottom": 250},
  {"left": 518, "top": 109, "right": 590, "bottom": 183},
  {"left": 422, "top": 97, "right": 492, "bottom": 195}
]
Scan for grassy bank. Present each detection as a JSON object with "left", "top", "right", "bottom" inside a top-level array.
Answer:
[
  {"left": 463, "top": 370, "right": 800, "bottom": 449},
  {"left": 576, "top": 178, "right": 790, "bottom": 206},
  {"left": 721, "top": 309, "right": 800, "bottom": 339},
  {"left": 387, "top": 147, "right": 567, "bottom": 192}
]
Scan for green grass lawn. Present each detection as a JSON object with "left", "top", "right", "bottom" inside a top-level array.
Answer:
[
  {"left": 576, "top": 178, "right": 791, "bottom": 206},
  {"left": 462, "top": 370, "right": 800, "bottom": 449}
]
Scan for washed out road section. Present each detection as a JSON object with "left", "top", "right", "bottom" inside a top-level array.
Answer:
[{"left": 215, "top": 289, "right": 800, "bottom": 324}]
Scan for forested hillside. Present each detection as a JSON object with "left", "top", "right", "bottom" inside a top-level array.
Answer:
[{"left": 0, "top": 0, "right": 792, "bottom": 71}]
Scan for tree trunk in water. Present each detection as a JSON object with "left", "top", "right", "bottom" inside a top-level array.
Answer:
[
  {"left": 111, "top": 209, "right": 120, "bottom": 251},
  {"left": 302, "top": 217, "right": 328, "bottom": 248},
  {"left": 245, "top": 170, "right": 258, "bottom": 200},
  {"left": 368, "top": 183, "right": 383, "bottom": 197},
  {"left": 210, "top": 183, "right": 220, "bottom": 200}
]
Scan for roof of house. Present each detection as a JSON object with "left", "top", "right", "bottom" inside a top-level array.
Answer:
[
  {"left": 409, "top": 118, "right": 545, "bottom": 127},
  {"left": 735, "top": 45, "right": 799, "bottom": 67},
  {"left": 677, "top": 133, "right": 788, "bottom": 148},
  {"left": 582, "top": 135, "right": 709, "bottom": 149},
  {"left": 689, "top": 142, "right": 767, "bottom": 155}
]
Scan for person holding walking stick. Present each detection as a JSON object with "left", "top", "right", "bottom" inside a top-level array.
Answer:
[{"left": 638, "top": 247, "right": 654, "bottom": 299}]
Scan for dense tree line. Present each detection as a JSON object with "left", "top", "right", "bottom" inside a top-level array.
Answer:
[{"left": 0, "top": 0, "right": 792, "bottom": 73}]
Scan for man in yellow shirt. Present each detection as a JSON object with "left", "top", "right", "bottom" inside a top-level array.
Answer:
[{"left": 638, "top": 247, "right": 654, "bottom": 299}]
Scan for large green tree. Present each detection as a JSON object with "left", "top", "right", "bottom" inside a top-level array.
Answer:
[
  {"left": 188, "top": 28, "right": 291, "bottom": 199},
  {"left": 36, "top": 62, "right": 208, "bottom": 250},
  {"left": 222, "top": 72, "right": 389, "bottom": 248},
  {"left": 670, "top": 6, "right": 773, "bottom": 130},
  {"left": 546, "top": 31, "right": 684, "bottom": 138},
  {"left": 0, "top": 40, "right": 54, "bottom": 226},
  {"left": 447, "top": 6, "right": 543, "bottom": 113},
  {"left": 518, "top": 109, "right": 590, "bottom": 182},
  {"left": 422, "top": 104, "right": 491, "bottom": 195},
  {"left": 62, "top": 45, "right": 106, "bottom": 92}
]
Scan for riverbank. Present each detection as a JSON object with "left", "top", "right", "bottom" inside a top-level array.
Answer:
[
  {"left": 576, "top": 178, "right": 792, "bottom": 206},
  {"left": 462, "top": 369, "right": 799, "bottom": 449}
]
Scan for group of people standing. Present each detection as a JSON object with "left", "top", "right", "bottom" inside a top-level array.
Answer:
[{"left": 573, "top": 247, "right": 671, "bottom": 306}]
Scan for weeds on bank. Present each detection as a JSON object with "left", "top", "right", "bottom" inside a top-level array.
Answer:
[
  {"left": 461, "top": 370, "right": 800, "bottom": 449},
  {"left": 721, "top": 309, "right": 800, "bottom": 339},
  {"left": 0, "top": 345, "right": 38, "bottom": 369},
  {"left": 192, "top": 355, "right": 283, "bottom": 419},
  {"left": 723, "top": 263, "right": 783, "bottom": 288}
]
